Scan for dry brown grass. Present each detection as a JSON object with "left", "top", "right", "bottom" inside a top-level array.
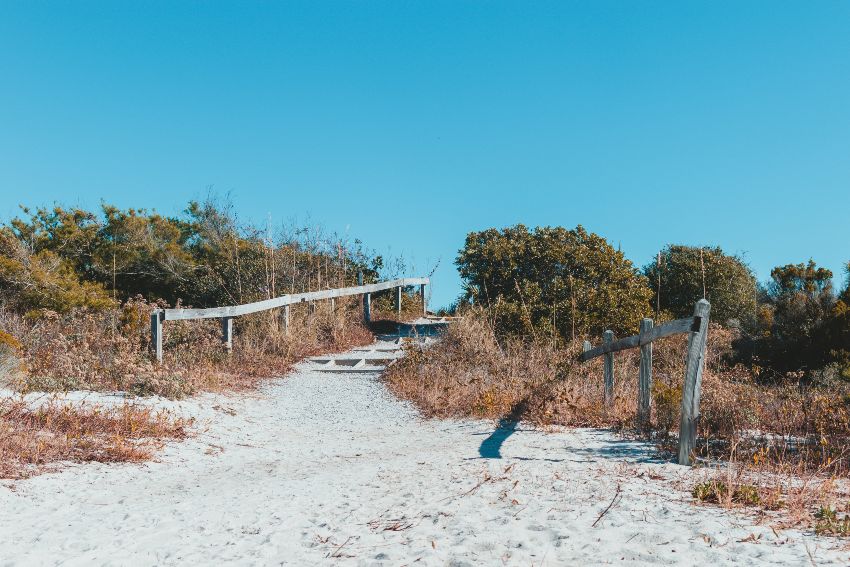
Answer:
[
  {"left": 1, "top": 295, "right": 373, "bottom": 398},
  {"left": 384, "top": 307, "right": 680, "bottom": 428},
  {"left": 0, "top": 397, "right": 190, "bottom": 479},
  {"left": 384, "top": 307, "right": 850, "bottom": 534},
  {"left": 0, "top": 293, "right": 376, "bottom": 478}
]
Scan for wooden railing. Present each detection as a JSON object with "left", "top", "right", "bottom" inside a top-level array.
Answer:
[
  {"left": 580, "top": 299, "right": 711, "bottom": 466},
  {"left": 150, "top": 276, "right": 429, "bottom": 364}
]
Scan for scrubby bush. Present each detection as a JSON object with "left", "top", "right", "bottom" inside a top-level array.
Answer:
[
  {"left": 456, "top": 224, "right": 652, "bottom": 338},
  {"left": 739, "top": 260, "right": 838, "bottom": 376},
  {"left": 644, "top": 245, "right": 757, "bottom": 326}
]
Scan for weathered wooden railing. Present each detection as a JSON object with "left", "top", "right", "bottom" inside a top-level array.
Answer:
[
  {"left": 150, "top": 276, "right": 429, "bottom": 364},
  {"left": 580, "top": 299, "right": 710, "bottom": 465}
]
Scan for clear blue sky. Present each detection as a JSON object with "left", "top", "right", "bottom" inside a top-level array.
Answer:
[{"left": 2, "top": 2, "right": 849, "bottom": 308}]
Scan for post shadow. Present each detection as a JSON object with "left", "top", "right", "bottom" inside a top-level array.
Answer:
[{"left": 478, "top": 400, "right": 528, "bottom": 459}]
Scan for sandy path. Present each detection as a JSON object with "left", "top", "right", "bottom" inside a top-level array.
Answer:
[{"left": 1, "top": 338, "right": 847, "bottom": 566}]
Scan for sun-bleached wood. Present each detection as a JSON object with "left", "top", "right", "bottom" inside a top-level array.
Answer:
[
  {"left": 638, "top": 318, "right": 653, "bottom": 429},
  {"left": 420, "top": 283, "right": 427, "bottom": 315},
  {"left": 151, "top": 277, "right": 429, "bottom": 361},
  {"left": 603, "top": 330, "right": 614, "bottom": 406},
  {"left": 158, "top": 278, "right": 429, "bottom": 321},
  {"left": 151, "top": 311, "right": 163, "bottom": 363},
  {"left": 396, "top": 286, "right": 402, "bottom": 317},
  {"left": 579, "top": 316, "right": 700, "bottom": 362},
  {"left": 221, "top": 317, "right": 233, "bottom": 352},
  {"left": 281, "top": 305, "right": 290, "bottom": 335},
  {"left": 579, "top": 300, "right": 711, "bottom": 467},
  {"left": 363, "top": 292, "right": 371, "bottom": 323},
  {"left": 678, "top": 299, "right": 711, "bottom": 465}
]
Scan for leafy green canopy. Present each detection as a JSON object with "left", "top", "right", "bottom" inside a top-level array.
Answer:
[
  {"left": 644, "top": 245, "right": 757, "bottom": 325},
  {"left": 456, "top": 224, "right": 652, "bottom": 338},
  {"left": 0, "top": 200, "right": 384, "bottom": 314}
]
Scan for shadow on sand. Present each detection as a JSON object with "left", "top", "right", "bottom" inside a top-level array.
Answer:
[
  {"left": 478, "top": 400, "right": 529, "bottom": 459},
  {"left": 478, "top": 418, "right": 520, "bottom": 459}
]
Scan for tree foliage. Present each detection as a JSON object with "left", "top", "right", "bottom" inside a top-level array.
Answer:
[
  {"left": 0, "top": 199, "right": 389, "bottom": 314},
  {"left": 738, "top": 260, "right": 838, "bottom": 375},
  {"left": 456, "top": 224, "right": 652, "bottom": 338},
  {"left": 644, "top": 245, "right": 757, "bottom": 325}
]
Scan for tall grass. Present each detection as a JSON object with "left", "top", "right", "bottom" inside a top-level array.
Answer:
[
  {"left": 0, "top": 295, "right": 373, "bottom": 398},
  {"left": 384, "top": 307, "right": 850, "bottom": 532}
]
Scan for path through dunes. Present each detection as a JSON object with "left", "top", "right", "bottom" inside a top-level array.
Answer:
[{"left": 1, "top": 337, "right": 847, "bottom": 566}]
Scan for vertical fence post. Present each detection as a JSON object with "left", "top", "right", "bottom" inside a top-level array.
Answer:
[
  {"left": 582, "top": 340, "right": 592, "bottom": 355},
  {"left": 678, "top": 299, "right": 711, "bottom": 465},
  {"left": 638, "top": 318, "right": 653, "bottom": 429},
  {"left": 603, "top": 330, "right": 614, "bottom": 406},
  {"left": 281, "top": 304, "right": 290, "bottom": 335},
  {"left": 150, "top": 310, "right": 163, "bottom": 364},
  {"left": 420, "top": 283, "right": 427, "bottom": 316},
  {"left": 357, "top": 271, "right": 371, "bottom": 323},
  {"left": 221, "top": 316, "right": 233, "bottom": 352},
  {"left": 396, "top": 286, "right": 403, "bottom": 318}
]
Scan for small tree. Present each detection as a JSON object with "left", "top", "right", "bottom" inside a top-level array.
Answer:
[
  {"left": 756, "top": 260, "right": 836, "bottom": 373},
  {"left": 644, "top": 245, "right": 757, "bottom": 326},
  {"left": 456, "top": 224, "right": 652, "bottom": 338}
]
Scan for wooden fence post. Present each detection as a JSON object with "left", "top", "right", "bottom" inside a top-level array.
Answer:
[
  {"left": 357, "top": 271, "right": 371, "bottom": 323},
  {"left": 582, "top": 340, "right": 592, "bottom": 354},
  {"left": 331, "top": 297, "right": 336, "bottom": 317},
  {"left": 396, "top": 285, "right": 403, "bottom": 318},
  {"left": 638, "top": 318, "right": 653, "bottom": 429},
  {"left": 678, "top": 299, "right": 711, "bottom": 465},
  {"left": 603, "top": 330, "right": 614, "bottom": 406},
  {"left": 420, "top": 283, "right": 427, "bottom": 316},
  {"left": 281, "top": 304, "right": 290, "bottom": 335},
  {"left": 364, "top": 293, "right": 371, "bottom": 323},
  {"left": 221, "top": 316, "right": 233, "bottom": 352},
  {"left": 150, "top": 310, "right": 163, "bottom": 364}
]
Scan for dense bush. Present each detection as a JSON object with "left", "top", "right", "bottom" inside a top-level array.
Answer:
[
  {"left": 735, "top": 260, "right": 841, "bottom": 376},
  {"left": 3, "top": 199, "right": 386, "bottom": 311},
  {"left": 644, "top": 245, "right": 757, "bottom": 326},
  {"left": 0, "top": 228, "right": 114, "bottom": 313},
  {"left": 456, "top": 224, "right": 652, "bottom": 338}
]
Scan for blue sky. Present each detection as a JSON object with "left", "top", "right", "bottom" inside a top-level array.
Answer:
[{"left": 2, "top": 2, "right": 849, "bottom": 308}]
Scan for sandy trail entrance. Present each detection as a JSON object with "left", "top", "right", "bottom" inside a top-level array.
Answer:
[{"left": 1, "top": 338, "right": 846, "bottom": 566}]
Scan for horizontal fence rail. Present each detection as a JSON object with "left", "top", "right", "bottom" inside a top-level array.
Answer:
[
  {"left": 579, "top": 316, "right": 703, "bottom": 362},
  {"left": 160, "top": 277, "right": 429, "bottom": 321},
  {"left": 580, "top": 299, "right": 711, "bottom": 466},
  {"left": 151, "top": 276, "right": 429, "bottom": 364}
]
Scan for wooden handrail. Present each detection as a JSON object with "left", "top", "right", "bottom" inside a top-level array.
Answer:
[
  {"left": 151, "top": 276, "right": 430, "bottom": 363},
  {"left": 159, "top": 277, "right": 429, "bottom": 321}
]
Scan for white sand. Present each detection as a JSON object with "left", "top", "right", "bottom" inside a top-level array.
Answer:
[{"left": 1, "top": 338, "right": 848, "bottom": 566}]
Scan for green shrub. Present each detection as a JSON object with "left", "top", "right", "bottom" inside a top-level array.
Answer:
[
  {"left": 815, "top": 506, "right": 850, "bottom": 536},
  {"left": 456, "top": 224, "right": 652, "bottom": 338},
  {"left": 693, "top": 481, "right": 761, "bottom": 506},
  {"left": 644, "top": 245, "right": 757, "bottom": 326}
]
